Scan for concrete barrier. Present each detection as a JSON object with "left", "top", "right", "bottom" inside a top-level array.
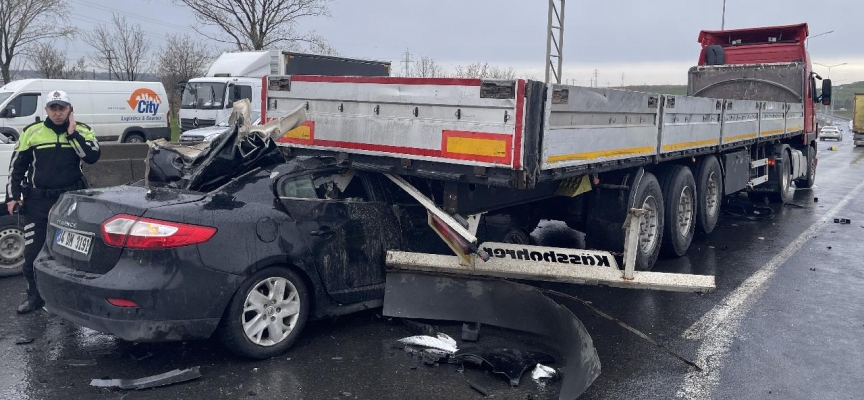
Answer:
[{"left": 82, "top": 143, "right": 149, "bottom": 188}]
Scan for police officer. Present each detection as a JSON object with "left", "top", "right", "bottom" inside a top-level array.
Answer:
[{"left": 6, "top": 90, "right": 100, "bottom": 314}]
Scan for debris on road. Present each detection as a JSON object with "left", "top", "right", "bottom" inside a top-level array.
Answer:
[
  {"left": 14, "top": 337, "right": 34, "bottom": 345},
  {"left": 397, "top": 333, "right": 458, "bottom": 354},
  {"left": 532, "top": 364, "right": 558, "bottom": 382},
  {"left": 384, "top": 272, "right": 600, "bottom": 399},
  {"left": 784, "top": 203, "right": 806, "bottom": 208},
  {"left": 454, "top": 347, "right": 554, "bottom": 386},
  {"left": 466, "top": 380, "right": 490, "bottom": 397},
  {"left": 67, "top": 359, "right": 97, "bottom": 367},
  {"left": 462, "top": 322, "right": 481, "bottom": 342},
  {"left": 90, "top": 366, "right": 202, "bottom": 390},
  {"left": 833, "top": 218, "right": 851, "bottom": 224}
]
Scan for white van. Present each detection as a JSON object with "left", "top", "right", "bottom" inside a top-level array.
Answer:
[{"left": 0, "top": 79, "right": 170, "bottom": 143}]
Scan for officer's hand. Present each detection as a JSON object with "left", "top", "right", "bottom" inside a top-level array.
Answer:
[
  {"left": 7, "top": 200, "right": 22, "bottom": 215},
  {"left": 67, "top": 112, "right": 76, "bottom": 135}
]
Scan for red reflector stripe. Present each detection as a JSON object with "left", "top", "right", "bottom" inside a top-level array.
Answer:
[{"left": 107, "top": 298, "right": 139, "bottom": 308}]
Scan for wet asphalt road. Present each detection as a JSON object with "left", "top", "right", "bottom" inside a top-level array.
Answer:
[{"left": 2, "top": 130, "right": 863, "bottom": 400}]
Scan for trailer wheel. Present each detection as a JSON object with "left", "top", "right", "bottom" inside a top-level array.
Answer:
[
  {"left": 631, "top": 172, "right": 665, "bottom": 270},
  {"left": 695, "top": 156, "right": 723, "bottom": 234},
  {"left": 219, "top": 267, "right": 310, "bottom": 359},
  {"left": 659, "top": 166, "right": 696, "bottom": 257},
  {"left": 796, "top": 146, "right": 817, "bottom": 189},
  {"left": 768, "top": 146, "right": 795, "bottom": 204}
]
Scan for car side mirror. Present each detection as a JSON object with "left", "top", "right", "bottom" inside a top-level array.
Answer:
[
  {"left": 1, "top": 107, "right": 16, "bottom": 118},
  {"left": 821, "top": 78, "right": 832, "bottom": 106}
]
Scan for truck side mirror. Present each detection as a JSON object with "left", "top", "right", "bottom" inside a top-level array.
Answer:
[{"left": 821, "top": 79, "right": 832, "bottom": 106}]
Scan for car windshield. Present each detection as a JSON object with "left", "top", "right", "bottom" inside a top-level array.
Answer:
[
  {"left": 0, "top": 92, "right": 13, "bottom": 107},
  {"left": 181, "top": 82, "right": 227, "bottom": 110}
]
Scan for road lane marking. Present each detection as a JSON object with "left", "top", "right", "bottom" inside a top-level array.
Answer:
[{"left": 676, "top": 177, "right": 864, "bottom": 399}]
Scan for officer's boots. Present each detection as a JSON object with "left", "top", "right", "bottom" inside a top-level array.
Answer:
[{"left": 17, "top": 290, "right": 44, "bottom": 314}]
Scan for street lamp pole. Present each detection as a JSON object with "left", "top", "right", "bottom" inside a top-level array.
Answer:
[
  {"left": 814, "top": 62, "right": 847, "bottom": 115},
  {"left": 721, "top": 0, "right": 727, "bottom": 30}
]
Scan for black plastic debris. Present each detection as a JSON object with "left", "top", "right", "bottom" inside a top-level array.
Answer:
[
  {"left": 383, "top": 272, "right": 601, "bottom": 400},
  {"left": 454, "top": 347, "right": 555, "bottom": 386},
  {"left": 833, "top": 218, "right": 851, "bottom": 224},
  {"left": 14, "top": 337, "right": 34, "bottom": 345},
  {"left": 462, "top": 322, "right": 481, "bottom": 342},
  {"left": 90, "top": 367, "right": 202, "bottom": 390}
]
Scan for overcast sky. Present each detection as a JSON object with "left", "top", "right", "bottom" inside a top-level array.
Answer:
[{"left": 64, "top": 0, "right": 863, "bottom": 85}]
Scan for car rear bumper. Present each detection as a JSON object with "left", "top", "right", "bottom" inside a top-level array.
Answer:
[{"left": 34, "top": 249, "right": 243, "bottom": 342}]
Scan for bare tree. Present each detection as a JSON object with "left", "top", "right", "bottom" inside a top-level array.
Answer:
[
  {"left": 156, "top": 33, "right": 215, "bottom": 115},
  {"left": 28, "top": 43, "right": 87, "bottom": 79},
  {"left": 411, "top": 56, "right": 445, "bottom": 78},
  {"left": 0, "top": 0, "right": 75, "bottom": 83},
  {"left": 454, "top": 62, "right": 516, "bottom": 80},
  {"left": 83, "top": 14, "right": 152, "bottom": 81},
  {"left": 175, "top": 0, "right": 332, "bottom": 51}
]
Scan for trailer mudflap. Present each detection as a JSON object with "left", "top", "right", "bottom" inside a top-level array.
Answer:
[{"left": 386, "top": 243, "right": 715, "bottom": 293}]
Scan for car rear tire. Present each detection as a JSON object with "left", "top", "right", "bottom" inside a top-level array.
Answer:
[
  {"left": 0, "top": 215, "right": 24, "bottom": 277},
  {"left": 219, "top": 267, "right": 310, "bottom": 359}
]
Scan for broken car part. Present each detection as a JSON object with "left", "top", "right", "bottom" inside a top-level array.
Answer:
[
  {"left": 383, "top": 271, "right": 601, "bottom": 400},
  {"left": 90, "top": 367, "right": 202, "bottom": 390}
]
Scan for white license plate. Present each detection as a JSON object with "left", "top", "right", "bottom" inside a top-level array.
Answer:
[{"left": 55, "top": 229, "right": 92, "bottom": 255}]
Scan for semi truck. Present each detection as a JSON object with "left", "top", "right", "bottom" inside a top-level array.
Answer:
[
  {"left": 853, "top": 93, "right": 864, "bottom": 146},
  {"left": 179, "top": 51, "right": 391, "bottom": 132},
  {"left": 262, "top": 23, "right": 829, "bottom": 282}
]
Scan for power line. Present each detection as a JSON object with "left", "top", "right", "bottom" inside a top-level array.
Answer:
[{"left": 75, "top": 0, "right": 193, "bottom": 32}]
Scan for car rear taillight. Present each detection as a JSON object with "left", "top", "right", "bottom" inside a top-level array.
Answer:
[{"left": 101, "top": 214, "right": 216, "bottom": 249}]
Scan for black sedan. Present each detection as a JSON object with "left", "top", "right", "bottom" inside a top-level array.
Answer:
[{"left": 34, "top": 157, "right": 463, "bottom": 359}]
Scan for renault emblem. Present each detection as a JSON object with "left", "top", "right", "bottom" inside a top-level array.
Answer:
[{"left": 66, "top": 202, "right": 77, "bottom": 217}]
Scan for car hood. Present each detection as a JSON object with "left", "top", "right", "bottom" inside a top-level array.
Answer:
[{"left": 179, "top": 125, "right": 231, "bottom": 141}]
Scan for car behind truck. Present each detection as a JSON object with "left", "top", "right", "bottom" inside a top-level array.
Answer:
[{"left": 30, "top": 23, "right": 829, "bottom": 394}]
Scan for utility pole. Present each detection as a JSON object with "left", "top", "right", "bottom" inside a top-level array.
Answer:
[
  {"left": 721, "top": 0, "right": 727, "bottom": 30},
  {"left": 621, "top": 73, "right": 625, "bottom": 87},
  {"left": 545, "top": 0, "right": 566, "bottom": 83},
  {"left": 400, "top": 49, "right": 414, "bottom": 77},
  {"left": 593, "top": 69, "right": 599, "bottom": 88}
]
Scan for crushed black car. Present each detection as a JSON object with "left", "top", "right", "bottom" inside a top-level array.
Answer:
[{"left": 35, "top": 153, "right": 462, "bottom": 359}]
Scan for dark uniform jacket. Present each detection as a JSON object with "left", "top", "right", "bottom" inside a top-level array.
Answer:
[{"left": 6, "top": 120, "right": 101, "bottom": 201}]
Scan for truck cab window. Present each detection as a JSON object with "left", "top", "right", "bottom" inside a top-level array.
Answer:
[
  {"left": 181, "top": 83, "right": 226, "bottom": 110},
  {"left": 238, "top": 85, "right": 253, "bottom": 102}
]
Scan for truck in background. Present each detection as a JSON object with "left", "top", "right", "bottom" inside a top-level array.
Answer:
[
  {"left": 178, "top": 51, "right": 391, "bottom": 132},
  {"left": 853, "top": 93, "right": 864, "bottom": 146},
  {"left": 0, "top": 79, "right": 170, "bottom": 143}
]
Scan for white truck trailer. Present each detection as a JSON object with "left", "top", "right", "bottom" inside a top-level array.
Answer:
[{"left": 257, "top": 25, "right": 829, "bottom": 291}]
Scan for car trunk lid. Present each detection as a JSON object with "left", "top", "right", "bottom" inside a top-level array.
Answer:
[{"left": 46, "top": 186, "right": 206, "bottom": 274}]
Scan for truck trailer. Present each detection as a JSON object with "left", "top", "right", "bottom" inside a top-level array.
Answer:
[
  {"left": 264, "top": 23, "right": 830, "bottom": 279},
  {"left": 179, "top": 51, "right": 391, "bottom": 132},
  {"left": 853, "top": 93, "right": 864, "bottom": 146}
]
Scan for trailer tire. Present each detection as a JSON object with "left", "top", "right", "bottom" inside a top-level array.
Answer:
[
  {"left": 768, "top": 145, "right": 795, "bottom": 204},
  {"left": 633, "top": 172, "right": 664, "bottom": 270},
  {"left": 796, "top": 145, "right": 817, "bottom": 189},
  {"left": 695, "top": 155, "right": 723, "bottom": 234},
  {"left": 659, "top": 166, "right": 696, "bottom": 257}
]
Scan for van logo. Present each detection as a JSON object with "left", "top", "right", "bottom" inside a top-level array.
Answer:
[
  {"left": 66, "top": 202, "right": 77, "bottom": 217},
  {"left": 192, "top": 117, "right": 199, "bottom": 128},
  {"left": 126, "top": 88, "right": 162, "bottom": 116}
]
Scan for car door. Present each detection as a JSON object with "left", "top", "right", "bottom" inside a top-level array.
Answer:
[{"left": 276, "top": 169, "right": 401, "bottom": 304}]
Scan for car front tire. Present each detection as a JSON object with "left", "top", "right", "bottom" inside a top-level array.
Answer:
[{"left": 219, "top": 267, "right": 310, "bottom": 359}]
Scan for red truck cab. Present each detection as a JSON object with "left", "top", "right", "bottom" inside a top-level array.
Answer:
[{"left": 693, "top": 23, "right": 831, "bottom": 142}]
